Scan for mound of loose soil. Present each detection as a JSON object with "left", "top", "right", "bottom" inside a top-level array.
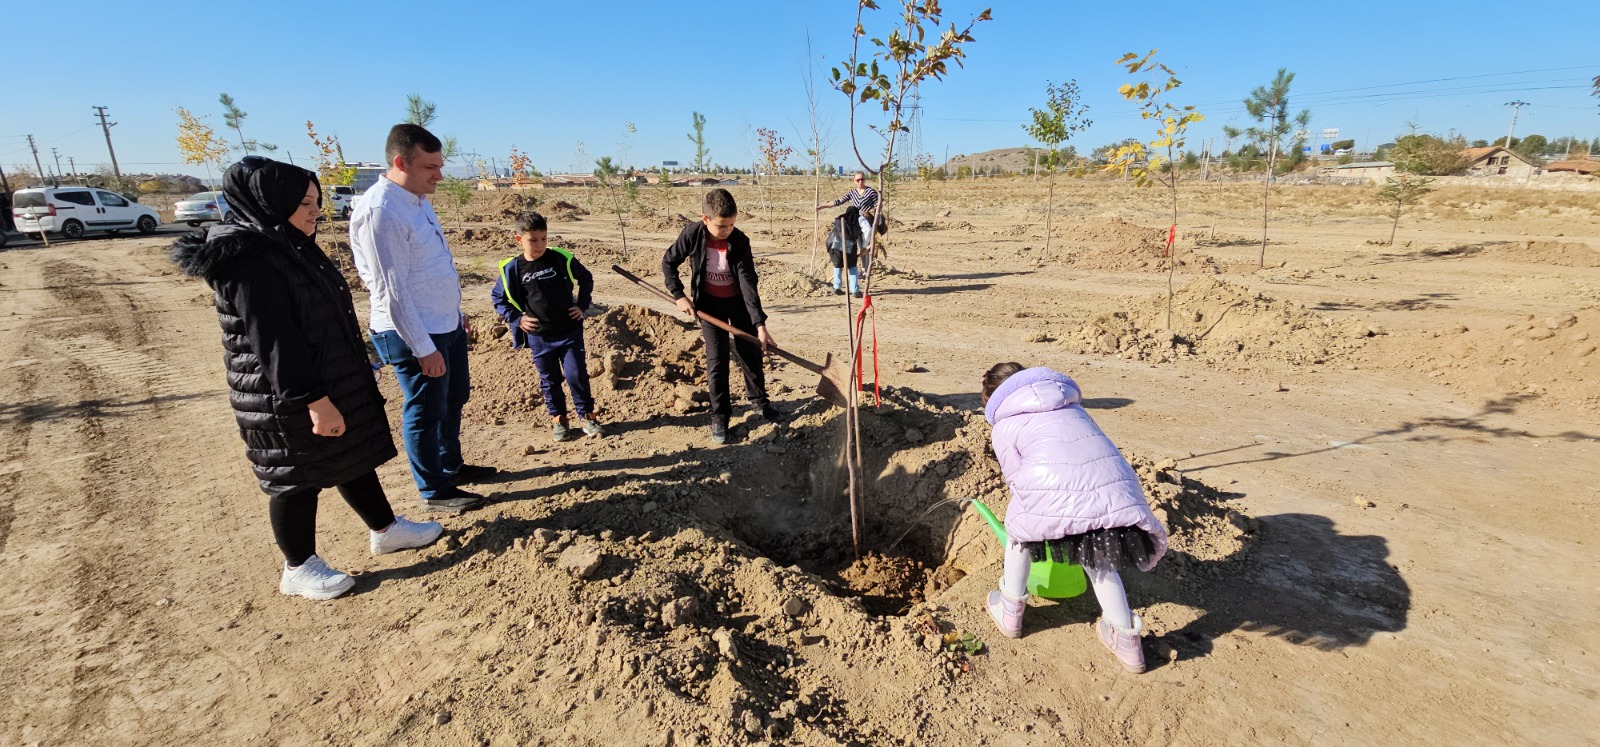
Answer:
[
  {"left": 546, "top": 200, "right": 590, "bottom": 221},
  {"left": 463, "top": 304, "right": 705, "bottom": 427},
  {"left": 1050, "top": 217, "right": 1222, "bottom": 273},
  {"left": 760, "top": 269, "right": 832, "bottom": 300},
  {"left": 1391, "top": 309, "right": 1599, "bottom": 414},
  {"left": 489, "top": 191, "right": 542, "bottom": 219},
  {"left": 1489, "top": 239, "right": 1600, "bottom": 267},
  {"left": 426, "top": 331, "right": 1253, "bottom": 743},
  {"left": 1059, "top": 277, "right": 1380, "bottom": 366},
  {"left": 634, "top": 213, "right": 695, "bottom": 233}
]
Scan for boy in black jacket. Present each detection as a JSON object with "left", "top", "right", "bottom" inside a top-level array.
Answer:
[
  {"left": 663, "top": 188, "right": 783, "bottom": 445},
  {"left": 490, "top": 212, "right": 601, "bottom": 441}
]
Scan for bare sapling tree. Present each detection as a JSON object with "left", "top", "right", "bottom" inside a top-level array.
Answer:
[
  {"left": 658, "top": 166, "right": 674, "bottom": 216},
  {"left": 1241, "top": 69, "right": 1309, "bottom": 268},
  {"left": 508, "top": 147, "right": 541, "bottom": 188},
  {"left": 832, "top": 0, "right": 992, "bottom": 283},
  {"left": 1376, "top": 175, "right": 1432, "bottom": 246},
  {"left": 802, "top": 32, "right": 831, "bottom": 277},
  {"left": 829, "top": 0, "right": 991, "bottom": 556},
  {"left": 1105, "top": 50, "right": 1203, "bottom": 329},
  {"left": 687, "top": 112, "right": 711, "bottom": 176},
  {"left": 593, "top": 156, "right": 630, "bottom": 257},
  {"left": 1024, "top": 79, "right": 1091, "bottom": 265},
  {"left": 619, "top": 122, "right": 641, "bottom": 220},
  {"left": 437, "top": 177, "right": 474, "bottom": 229},
  {"left": 176, "top": 106, "right": 231, "bottom": 189},
  {"left": 305, "top": 121, "right": 356, "bottom": 219},
  {"left": 1378, "top": 125, "right": 1435, "bottom": 246},
  {"left": 756, "top": 127, "right": 793, "bottom": 237},
  {"left": 218, "top": 93, "right": 276, "bottom": 154}
]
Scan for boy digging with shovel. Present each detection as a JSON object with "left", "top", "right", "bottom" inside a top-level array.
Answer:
[{"left": 663, "top": 188, "right": 783, "bottom": 444}]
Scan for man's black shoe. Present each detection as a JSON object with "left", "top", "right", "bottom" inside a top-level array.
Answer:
[
  {"left": 710, "top": 417, "right": 730, "bottom": 445},
  {"left": 759, "top": 404, "right": 787, "bottom": 424},
  {"left": 422, "top": 487, "right": 487, "bottom": 513},
  {"left": 833, "top": 288, "right": 844, "bottom": 296},
  {"left": 853, "top": 290, "right": 864, "bottom": 299},
  {"left": 450, "top": 464, "right": 499, "bottom": 485}
]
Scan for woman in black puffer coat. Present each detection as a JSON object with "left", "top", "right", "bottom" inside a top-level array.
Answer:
[{"left": 171, "top": 156, "right": 442, "bottom": 601}]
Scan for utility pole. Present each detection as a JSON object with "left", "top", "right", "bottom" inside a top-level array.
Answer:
[
  {"left": 68, "top": 156, "right": 77, "bottom": 178},
  {"left": 51, "top": 148, "right": 64, "bottom": 181},
  {"left": 1502, "top": 101, "right": 1529, "bottom": 150},
  {"left": 92, "top": 105, "right": 122, "bottom": 178},
  {"left": 28, "top": 135, "right": 53, "bottom": 187}
]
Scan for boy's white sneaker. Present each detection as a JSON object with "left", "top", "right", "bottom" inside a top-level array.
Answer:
[
  {"left": 370, "top": 515, "right": 444, "bottom": 555},
  {"left": 279, "top": 555, "right": 355, "bottom": 601}
]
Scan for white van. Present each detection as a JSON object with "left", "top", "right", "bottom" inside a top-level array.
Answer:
[
  {"left": 12, "top": 186, "right": 161, "bottom": 239},
  {"left": 326, "top": 184, "right": 357, "bottom": 219}
]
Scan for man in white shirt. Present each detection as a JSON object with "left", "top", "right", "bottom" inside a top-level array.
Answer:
[{"left": 353, "top": 124, "right": 495, "bottom": 512}]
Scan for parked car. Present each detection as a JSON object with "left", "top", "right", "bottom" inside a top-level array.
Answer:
[
  {"left": 174, "top": 191, "right": 231, "bottom": 226},
  {"left": 326, "top": 184, "right": 357, "bottom": 219},
  {"left": 11, "top": 186, "right": 161, "bottom": 239}
]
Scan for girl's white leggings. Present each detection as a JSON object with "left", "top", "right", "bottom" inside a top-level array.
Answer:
[{"left": 1003, "top": 540, "right": 1134, "bottom": 629}]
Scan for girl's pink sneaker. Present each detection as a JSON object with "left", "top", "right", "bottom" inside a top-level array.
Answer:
[
  {"left": 986, "top": 590, "right": 1026, "bottom": 638},
  {"left": 1096, "top": 613, "right": 1147, "bottom": 673}
]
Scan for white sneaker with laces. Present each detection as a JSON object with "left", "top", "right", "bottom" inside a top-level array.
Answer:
[
  {"left": 279, "top": 555, "right": 355, "bottom": 601},
  {"left": 370, "top": 515, "right": 444, "bottom": 556}
]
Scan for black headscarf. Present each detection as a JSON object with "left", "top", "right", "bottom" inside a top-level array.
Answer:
[{"left": 219, "top": 155, "right": 322, "bottom": 248}]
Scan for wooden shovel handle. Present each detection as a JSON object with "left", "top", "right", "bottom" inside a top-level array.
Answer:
[{"left": 611, "top": 265, "right": 823, "bottom": 375}]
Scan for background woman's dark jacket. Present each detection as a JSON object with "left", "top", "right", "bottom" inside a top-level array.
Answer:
[{"left": 171, "top": 222, "right": 396, "bottom": 495}]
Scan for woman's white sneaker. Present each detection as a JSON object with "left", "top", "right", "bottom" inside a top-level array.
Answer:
[
  {"left": 370, "top": 515, "right": 444, "bottom": 555},
  {"left": 279, "top": 555, "right": 355, "bottom": 601}
]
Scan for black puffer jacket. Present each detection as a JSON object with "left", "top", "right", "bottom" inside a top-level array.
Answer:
[{"left": 171, "top": 223, "right": 396, "bottom": 495}]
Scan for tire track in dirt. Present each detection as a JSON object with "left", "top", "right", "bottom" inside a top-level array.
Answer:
[{"left": 0, "top": 247, "right": 240, "bottom": 742}]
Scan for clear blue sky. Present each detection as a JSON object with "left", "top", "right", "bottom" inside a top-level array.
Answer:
[{"left": 4, "top": 0, "right": 1596, "bottom": 181}]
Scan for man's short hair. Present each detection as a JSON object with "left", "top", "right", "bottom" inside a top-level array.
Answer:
[
  {"left": 702, "top": 188, "right": 737, "bottom": 219},
  {"left": 385, "top": 124, "right": 443, "bottom": 164},
  {"left": 514, "top": 211, "right": 547, "bottom": 234}
]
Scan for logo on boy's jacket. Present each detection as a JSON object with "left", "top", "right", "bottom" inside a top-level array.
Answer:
[{"left": 523, "top": 267, "right": 559, "bottom": 283}]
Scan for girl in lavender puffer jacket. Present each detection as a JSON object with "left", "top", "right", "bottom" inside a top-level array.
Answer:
[{"left": 981, "top": 363, "right": 1169, "bottom": 673}]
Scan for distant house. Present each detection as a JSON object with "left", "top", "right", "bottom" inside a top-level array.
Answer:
[
  {"left": 1542, "top": 159, "right": 1600, "bottom": 176},
  {"left": 541, "top": 174, "right": 600, "bottom": 188},
  {"left": 351, "top": 163, "right": 386, "bottom": 192},
  {"left": 1462, "top": 146, "right": 1538, "bottom": 178},
  {"left": 671, "top": 176, "right": 722, "bottom": 187},
  {"left": 1333, "top": 161, "right": 1395, "bottom": 183}
]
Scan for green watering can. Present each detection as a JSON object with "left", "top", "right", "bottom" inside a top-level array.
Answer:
[{"left": 970, "top": 499, "right": 1088, "bottom": 599}]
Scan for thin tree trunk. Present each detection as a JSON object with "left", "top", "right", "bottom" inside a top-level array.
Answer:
[
  {"left": 1040, "top": 166, "right": 1055, "bottom": 265},
  {"left": 1389, "top": 205, "right": 1400, "bottom": 246},
  {"left": 1259, "top": 110, "right": 1278, "bottom": 268},
  {"left": 843, "top": 271, "right": 861, "bottom": 559},
  {"left": 810, "top": 171, "right": 821, "bottom": 276},
  {"left": 1168, "top": 148, "right": 1178, "bottom": 331}
]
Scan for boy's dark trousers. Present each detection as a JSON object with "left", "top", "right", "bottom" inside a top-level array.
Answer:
[
  {"left": 696, "top": 294, "right": 767, "bottom": 419},
  {"left": 527, "top": 327, "right": 594, "bottom": 418}
]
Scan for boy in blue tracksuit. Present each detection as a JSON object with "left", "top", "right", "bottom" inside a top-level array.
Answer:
[{"left": 490, "top": 211, "right": 601, "bottom": 441}]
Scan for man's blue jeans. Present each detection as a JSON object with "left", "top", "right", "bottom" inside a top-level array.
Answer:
[
  {"left": 371, "top": 327, "right": 470, "bottom": 501},
  {"left": 527, "top": 327, "right": 594, "bottom": 418}
]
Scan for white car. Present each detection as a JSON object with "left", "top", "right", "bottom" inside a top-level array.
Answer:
[
  {"left": 174, "top": 191, "right": 230, "bottom": 226},
  {"left": 326, "top": 185, "right": 357, "bottom": 219},
  {"left": 12, "top": 186, "right": 161, "bottom": 239}
]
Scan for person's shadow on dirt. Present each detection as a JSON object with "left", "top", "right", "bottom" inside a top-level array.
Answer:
[
  {"left": 1140, "top": 513, "right": 1410, "bottom": 662},
  {"left": 1024, "top": 512, "right": 1409, "bottom": 667}
]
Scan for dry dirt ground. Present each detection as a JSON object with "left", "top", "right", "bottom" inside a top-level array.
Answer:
[{"left": 1, "top": 177, "right": 1597, "bottom": 746}]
